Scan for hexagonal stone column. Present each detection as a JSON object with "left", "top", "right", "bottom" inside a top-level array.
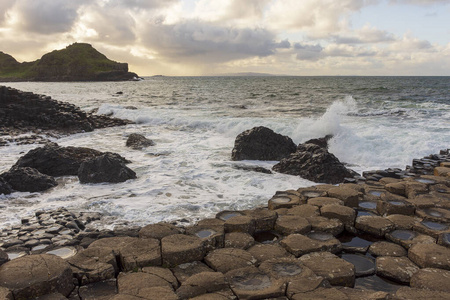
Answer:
[
  {"left": 161, "top": 234, "right": 205, "bottom": 267},
  {"left": 204, "top": 248, "right": 256, "bottom": 273},
  {"left": 0, "top": 254, "right": 74, "bottom": 299},
  {"left": 299, "top": 252, "right": 355, "bottom": 287},
  {"left": 408, "top": 243, "right": 450, "bottom": 270}
]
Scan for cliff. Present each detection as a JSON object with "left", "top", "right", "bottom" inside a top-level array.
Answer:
[{"left": 0, "top": 43, "right": 139, "bottom": 82}]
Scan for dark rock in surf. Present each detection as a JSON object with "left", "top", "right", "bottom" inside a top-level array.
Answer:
[
  {"left": 78, "top": 153, "right": 136, "bottom": 184},
  {"left": 304, "top": 134, "right": 333, "bottom": 149},
  {"left": 13, "top": 142, "right": 130, "bottom": 177},
  {"left": 231, "top": 126, "right": 297, "bottom": 161},
  {"left": 1, "top": 167, "right": 57, "bottom": 192},
  {"left": 272, "top": 142, "right": 357, "bottom": 184},
  {"left": 126, "top": 133, "right": 155, "bottom": 150},
  {"left": 0, "top": 176, "right": 13, "bottom": 195}
]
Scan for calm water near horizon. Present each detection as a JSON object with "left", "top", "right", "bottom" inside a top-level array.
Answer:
[{"left": 1, "top": 76, "right": 449, "bottom": 228}]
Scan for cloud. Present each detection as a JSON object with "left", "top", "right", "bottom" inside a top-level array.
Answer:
[
  {"left": 0, "top": 0, "right": 15, "bottom": 24},
  {"left": 294, "top": 43, "right": 324, "bottom": 61},
  {"left": 13, "top": 0, "right": 86, "bottom": 34},
  {"left": 105, "top": 0, "right": 179, "bottom": 10},
  {"left": 266, "top": 0, "right": 378, "bottom": 36},
  {"left": 389, "top": 0, "right": 450, "bottom": 5},
  {"left": 333, "top": 25, "right": 396, "bottom": 44},
  {"left": 141, "top": 20, "right": 286, "bottom": 63}
]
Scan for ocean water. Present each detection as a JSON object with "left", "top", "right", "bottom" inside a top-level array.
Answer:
[{"left": 1, "top": 76, "right": 449, "bottom": 228}]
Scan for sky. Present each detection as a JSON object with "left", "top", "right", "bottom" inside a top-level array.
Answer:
[{"left": 0, "top": 0, "right": 449, "bottom": 76}]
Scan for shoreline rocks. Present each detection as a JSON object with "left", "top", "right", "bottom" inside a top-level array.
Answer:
[
  {"left": 0, "top": 151, "right": 449, "bottom": 299},
  {"left": 0, "top": 85, "right": 133, "bottom": 146}
]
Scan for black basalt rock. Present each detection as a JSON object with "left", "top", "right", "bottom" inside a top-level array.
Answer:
[
  {"left": 231, "top": 126, "right": 297, "bottom": 161},
  {"left": 126, "top": 133, "right": 155, "bottom": 150},
  {"left": 272, "top": 142, "right": 358, "bottom": 184},
  {"left": 2, "top": 167, "right": 58, "bottom": 192},
  {"left": 13, "top": 142, "right": 130, "bottom": 177},
  {"left": 0, "top": 176, "right": 13, "bottom": 195},
  {"left": 78, "top": 153, "right": 137, "bottom": 184}
]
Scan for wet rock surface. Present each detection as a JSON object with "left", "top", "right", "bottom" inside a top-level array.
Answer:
[
  {"left": 0, "top": 86, "right": 133, "bottom": 146},
  {"left": 231, "top": 126, "right": 297, "bottom": 161},
  {"left": 125, "top": 133, "right": 155, "bottom": 150},
  {"left": 0, "top": 149, "right": 449, "bottom": 299},
  {"left": 78, "top": 153, "right": 137, "bottom": 183}
]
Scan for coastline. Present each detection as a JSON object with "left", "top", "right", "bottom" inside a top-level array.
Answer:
[
  {"left": 0, "top": 148, "right": 449, "bottom": 299},
  {"left": 0, "top": 85, "right": 449, "bottom": 299}
]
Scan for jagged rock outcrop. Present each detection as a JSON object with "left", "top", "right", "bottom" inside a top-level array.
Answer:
[
  {"left": 1, "top": 167, "right": 58, "bottom": 193},
  {"left": 231, "top": 126, "right": 297, "bottom": 161},
  {"left": 78, "top": 153, "right": 137, "bottom": 184},
  {"left": 272, "top": 142, "right": 358, "bottom": 184},
  {"left": 0, "top": 86, "right": 133, "bottom": 139},
  {"left": 13, "top": 143, "right": 130, "bottom": 177},
  {"left": 0, "top": 43, "right": 138, "bottom": 82}
]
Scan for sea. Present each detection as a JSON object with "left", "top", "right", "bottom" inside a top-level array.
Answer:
[{"left": 1, "top": 76, "right": 449, "bottom": 229}]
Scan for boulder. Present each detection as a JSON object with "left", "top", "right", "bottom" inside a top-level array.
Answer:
[
  {"left": 176, "top": 272, "right": 227, "bottom": 299},
  {"left": 281, "top": 233, "right": 342, "bottom": 257},
  {"left": 320, "top": 204, "right": 356, "bottom": 227},
  {"left": 299, "top": 252, "right": 355, "bottom": 287},
  {"left": 204, "top": 248, "right": 256, "bottom": 273},
  {"left": 13, "top": 142, "right": 130, "bottom": 177},
  {"left": 273, "top": 143, "right": 357, "bottom": 184},
  {"left": 408, "top": 243, "right": 450, "bottom": 270},
  {"left": 355, "top": 216, "right": 395, "bottom": 238},
  {"left": 368, "top": 241, "right": 407, "bottom": 257},
  {"left": 78, "top": 153, "right": 136, "bottom": 183},
  {"left": 224, "top": 232, "right": 255, "bottom": 249},
  {"left": 274, "top": 215, "right": 311, "bottom": 236},
  {"left": 375, "top": 256, "right": 420, "bottom": 284},
  {"left": 67, "top": 247, "right": 118, "bottom": 284},
  {"left": 0, "top": 176, "right": 12, "bottom": 195},
  {"left": 126, "top": 133, "right": 155, "bottom": 150},
  {"left": 231, "top": 126, "right": 296, "bottom": 161},
  {"left": 410, "top": 268, "right": 450, "bottom": 292},
  {"left": 161, "top": 234, "right": 205, "bottom": 267},
  {"left": 0, "top": 254, "right": 74, "bottom": 299},
  {"left": 2, "top": 167, "right": 57, "bottom": 192}
]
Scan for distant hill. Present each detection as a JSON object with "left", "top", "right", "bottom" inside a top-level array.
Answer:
[{"left": 0, "top": 43, "right": 139, "bottom": 82}]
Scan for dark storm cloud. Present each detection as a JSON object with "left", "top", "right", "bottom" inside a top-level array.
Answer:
[
  {"left": 15, "top": 0, "right": 86, "bottom": 34},
  {"left": 142, "top": 20, "right": 287, "bottom": 63}
]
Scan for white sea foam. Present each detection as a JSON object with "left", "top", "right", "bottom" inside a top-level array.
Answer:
[{"left": 1, "top": 78, "right": 448, "bottom": 228}]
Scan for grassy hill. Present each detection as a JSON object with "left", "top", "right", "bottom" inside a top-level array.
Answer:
[{"left": 0, "top": 43, "right": 138, "bottom": 81}]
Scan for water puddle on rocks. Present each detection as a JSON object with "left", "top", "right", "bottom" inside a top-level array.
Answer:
[
  {"left": 422, "top": 208, "right": 444, "bottom": 218},
  {"left": 388, "top": 201, "right": 405, "bottom": 206},
  {"left": 31, "top": 244, "right": 49, "bottom": 251},
  {"left": 340, "top": 253, "right": 375, "bottom": 277},
  {"left": 301, "top": 191, "right": 323, "bottom": 198},
  {"left": 339, "top": 232, "right": 378, "bottom": 252},
  {"left": 441, "top": 233, "right": 450, "bottom": 246},
  {"left": 6, "top": 251, "right": 27, "bottom": 260},
  {"left": 216, "top": 211, "right": 243, "bottom": 221},
  {"left": 358, "top": 201, "right": 377, "bottom": 210},
  {"left": 388, "top": 230, "right": 417, "bottom": 241},
  {"left": 46, "top": 247, "right": 77, "bottom": 259},
  {"left": 421, "top": 221, "right": 448, "bottom": 231},
  {"left": 415, "top": 178, "right": 436, "bottom": 184},
  {"left": 368, "top": 190, "right": 383, "bottom": 197},
  {"left": 270, "top": 197, "right": 291, "bottom": 204},
  {"left": 195, "top": 229, "right": 216, "bottom": 239},
  {"left": 355, "top": 275, "right": 403, "bottom": 293},
  {"left": 307, "top": 231, "right": 335, "bottom": 241}
]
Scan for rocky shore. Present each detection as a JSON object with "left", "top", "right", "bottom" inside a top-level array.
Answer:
[
  {"left": 0, "top": 148, "right": 449, "bottom": 299},
  {"left": 0, "top": 85, "right": 133, "bottom": 146}
]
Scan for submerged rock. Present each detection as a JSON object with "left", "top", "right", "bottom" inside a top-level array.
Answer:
[
  {"left": 273, "top": 143, "right": 358, "bottom": 184},
  {"left": 78, "top": 153, "right": 136, "bottom": 184},
  {"left": 0, "top": 176, "right": 12, "bottom": 195},
  {"left": 126, "top": 133, "right": 155, "bottom": 150},
  {"left": 231, "top": 126, "right": 296, "bottom": 161}
]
